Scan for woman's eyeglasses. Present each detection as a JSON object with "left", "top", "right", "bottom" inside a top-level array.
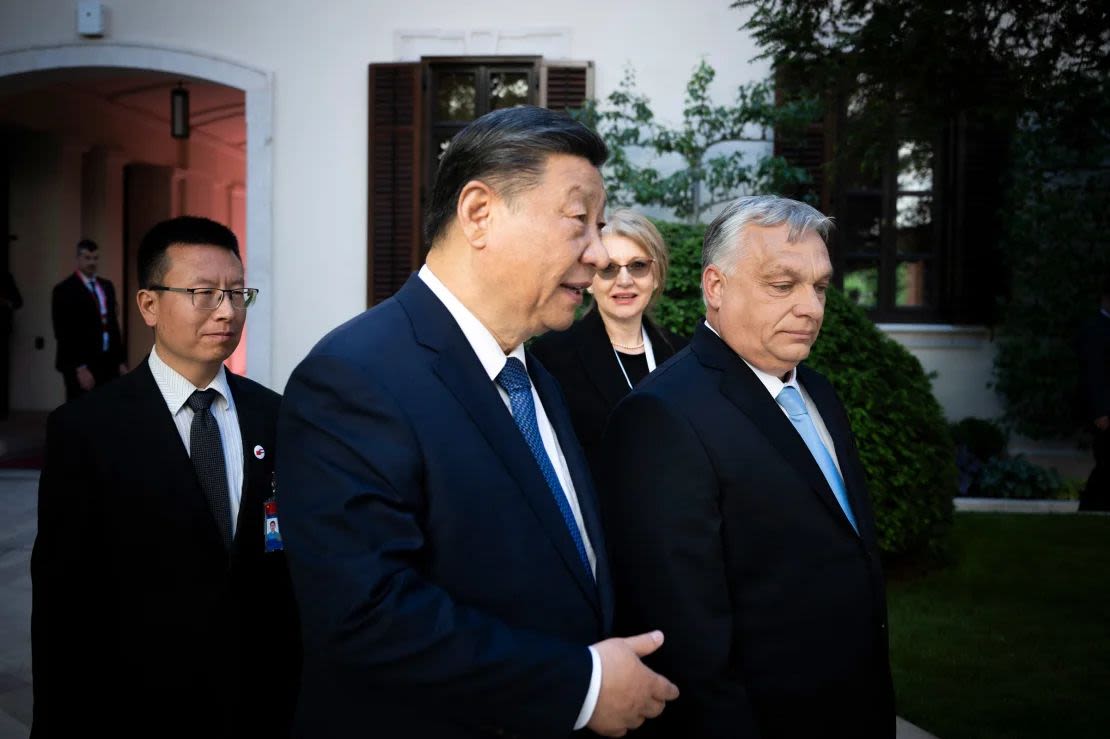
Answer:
[{"left": 596, "top": 259, "right": 655, "bottom": 280}]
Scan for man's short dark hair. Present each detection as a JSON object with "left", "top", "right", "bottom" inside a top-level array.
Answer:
[
  {"left": 424, "top": 105, "right": 608, "bottom": 246},
  {"left": 76, "top": 239, "right": 98, "bottom": 255},
  {"left": 137, "top": 216, "right": 240, "bottom": 289}
]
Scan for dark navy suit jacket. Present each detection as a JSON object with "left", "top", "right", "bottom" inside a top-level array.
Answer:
[
  {"left": 277, "top": 275, "right": 614, "bottom": 739},
  {"left": 601, "top": 323, "right": 895, "bottom": 739}
]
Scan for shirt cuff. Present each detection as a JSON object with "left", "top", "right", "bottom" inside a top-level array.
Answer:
[{"left": 573, "top": 645, "right": 602, "bottom": 730}]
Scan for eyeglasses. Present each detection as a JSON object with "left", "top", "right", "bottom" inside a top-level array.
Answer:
[
  {"left": 596, "top": 258, "right": 655, "bottom": 281},
  {"left": 148, "top": 286, "right": 259, "bottom": 310}
]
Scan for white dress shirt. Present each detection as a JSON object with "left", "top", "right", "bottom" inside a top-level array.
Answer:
[
  {"left": 148, "top": 346, "right": 245, "bottom": 536},
  {"left": 704, "top": 320, "right": 842, "bottom": 475},
  {"left": 418, "top": 265, "right": 602, "bottom": 730}
]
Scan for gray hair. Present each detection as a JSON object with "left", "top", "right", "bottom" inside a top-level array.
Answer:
[{"left": 701, "top": 195, "right": 833, "bottom": 274}]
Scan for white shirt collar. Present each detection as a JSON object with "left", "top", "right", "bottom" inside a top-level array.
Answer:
[
  {"left": 703, "top": 318, "right": 798, "bottom": 398},
  {"left": 418, "top": 264, "right": 527, "bottom": 381},
  {"left": 148, "top": 345, "right": 234, "bottom": 415}
]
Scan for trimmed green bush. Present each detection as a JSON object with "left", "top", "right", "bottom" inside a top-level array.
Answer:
[
  {"left": 652, "top": 220, "right": 956, "bottom": 557},
  {"left": 807, "top": 289, "right": 956, "bottom": 557},
  {"left": 949, "top": 417, "right": 1073, "bottom": 499},
  {"left": 651, "top": 220, "right": 706, "bottom": 336},
  {"left": 976, "top": 455, "right": 1063, "bottom": 500},
  {"left": 951, "top": 417, "right": 1009, "bottom": 495},
  {"left": 951, "top": 417, "right": 1009, "bottom": 463}
]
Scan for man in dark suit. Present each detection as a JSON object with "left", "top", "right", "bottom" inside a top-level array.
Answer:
[
  {"left": 1077, "top": 275, "right": 1110, "bottom": 511},
  {"left": 51, "top": 239, "right": 127, "bottom": 400},
  {"left": 277, "top": 106, "right": 678, "bottom": 739},
  {"left": 0, "top": 268, "right": 22, "bottom": 417},
  {"left": 602, "top": 196, "right": 895, "bottom": 738},
  {"left": 31, "top": 216, "right": 300, "bottom": 738}
]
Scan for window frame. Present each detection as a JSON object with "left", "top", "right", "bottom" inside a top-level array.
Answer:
[
  {"left": 831, "top": 129, "right": 947, "bottom": 323},
  {"left": 420, "top": 56, "right": 542, "bottom": 243}
]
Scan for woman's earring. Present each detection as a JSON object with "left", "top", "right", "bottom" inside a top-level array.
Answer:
[{"left": 586, "top": 286, "right": 594, "bottom": 294}]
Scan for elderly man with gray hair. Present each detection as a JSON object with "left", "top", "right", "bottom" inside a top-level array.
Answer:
[{"left": 601, "top": 195, "right": 895, "bottom": 738}]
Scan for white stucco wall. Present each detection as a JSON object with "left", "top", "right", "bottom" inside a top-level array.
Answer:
[
  {"left": 0, "top": 0, "right": 769, "bottom": 389},
  {"left": 880, "top": 324, "right": 1005, "bottom": 422}
]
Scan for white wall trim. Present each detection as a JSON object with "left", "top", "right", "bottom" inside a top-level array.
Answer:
[
  {"left": 394, "top": 27, "right": 573, "bottom": 61},
  {"left": 877, "top": 323, "right": 993, "bottom": 350},
  {"left": 876, "top": 323, "right": 991, "bottom": 334},
  {"left": 0, "top": 43, "right": 274, "bottom": 386}
]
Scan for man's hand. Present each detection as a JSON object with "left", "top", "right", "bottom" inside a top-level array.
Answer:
[
  {"left": 587, "top": 631, "right": 679, "bottom": 737},
  {"left": 76, "top": 366, "right": 95, "bottom": 391},
  {"left": 1095, "top": 415, "right": 1109, "bottom": 432}
]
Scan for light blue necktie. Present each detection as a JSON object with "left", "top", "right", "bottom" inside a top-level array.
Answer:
[
  {"left": 496, "top": 357, "right": 593, "bottom": 580},
  {"left": 776, "top": 386, "right": 858, "bottom": 533}
]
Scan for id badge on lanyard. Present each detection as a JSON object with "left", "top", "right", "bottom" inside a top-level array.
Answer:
[{"left": 263, "top": 472, "right": 284, "bottom": 552}]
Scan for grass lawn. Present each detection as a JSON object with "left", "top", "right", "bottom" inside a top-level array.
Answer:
[{"left": 888, "top": 513, "right": 1110, "bottom": 739}]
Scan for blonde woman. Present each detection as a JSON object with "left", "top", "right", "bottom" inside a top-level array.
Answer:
[{"left": 531, "top": 209, "right": 687, "bottom": 479}]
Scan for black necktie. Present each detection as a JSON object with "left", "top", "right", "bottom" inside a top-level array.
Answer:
[{"left": 187, "top": 389, "right": 233, "bottom": 549}]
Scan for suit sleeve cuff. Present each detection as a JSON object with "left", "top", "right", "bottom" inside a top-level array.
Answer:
[{"left": 573, "top": 645, "right": 602, "bottom": 730}]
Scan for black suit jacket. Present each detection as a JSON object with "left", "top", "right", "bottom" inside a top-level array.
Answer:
[
  {"left": 31, "top": 359, "right": 301, "bottom": 739},
  {"left": 601, "top": 323, "right": 895, "bottom": 739},
  {"left": 1078, "top": 310, "right": 1110, "bottom": 423},
  {"left": 530, "top": 309, "right": 686, "bottom": 480},
  {"left": 51, "top": 273, "right": 125, "bottom": 372},
  {"left": 277, "top": 275, "right": 614, "bottom": 739}
]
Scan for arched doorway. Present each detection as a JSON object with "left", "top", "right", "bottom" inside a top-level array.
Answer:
[{"left": 0, "top": 44, "right": 274, "bottom": 392}]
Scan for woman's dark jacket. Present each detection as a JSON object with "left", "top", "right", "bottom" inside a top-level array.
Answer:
[{"left": 530, "top": 308, "right": 687, "bottom": 482}]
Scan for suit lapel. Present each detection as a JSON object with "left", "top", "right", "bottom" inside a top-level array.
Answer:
[
  {"left": 126, "top": 360, "right": 228, "bottom": 552},
  {"left": 66, "top": 273, "right": 98, "bottom": 314},
  {"left": 227, "top": 373, "right": 268, "bottom": 558},
  {"left": 643, "top": 319, "right": 675, "bottom": 364},
  {"left": 576, "top": 309, "right": 631, "bottom": 408},
  {"left": 397, "top": 277, "right": 601, "bottom": 612},
  {"left": 692, "top": 325, "right": 860, "bottom": 538},
  {"left": 798, "top": 366, "right": 877, "bottom": 543},
  {"left": 530, "top": 357, "right": 610, "bottom": 625}
]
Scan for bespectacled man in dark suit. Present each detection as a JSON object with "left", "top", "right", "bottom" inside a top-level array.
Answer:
[
  {"left": 32, "top": 216, "right": 301, "bottom": 738},
  {"left": 602, "top": 196, "right": 896, "bottom": 739},
  {"left": 50, "top": 239, "right": 127, "bottom": 400},
  {"left": 277, "top": 106, "right": 679, "bottom": 739}
]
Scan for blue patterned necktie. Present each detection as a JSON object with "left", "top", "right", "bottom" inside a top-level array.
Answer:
[
  {"left": 496, "top": 357, "right": 593, "bottom": 580},
  {"left": 776, "top": 386, "right": 858, "bottom": 533}
]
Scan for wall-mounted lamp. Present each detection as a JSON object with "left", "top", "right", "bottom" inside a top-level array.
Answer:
[{"left": 171, "top": 83, "right": 190, "bottom": 139}]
